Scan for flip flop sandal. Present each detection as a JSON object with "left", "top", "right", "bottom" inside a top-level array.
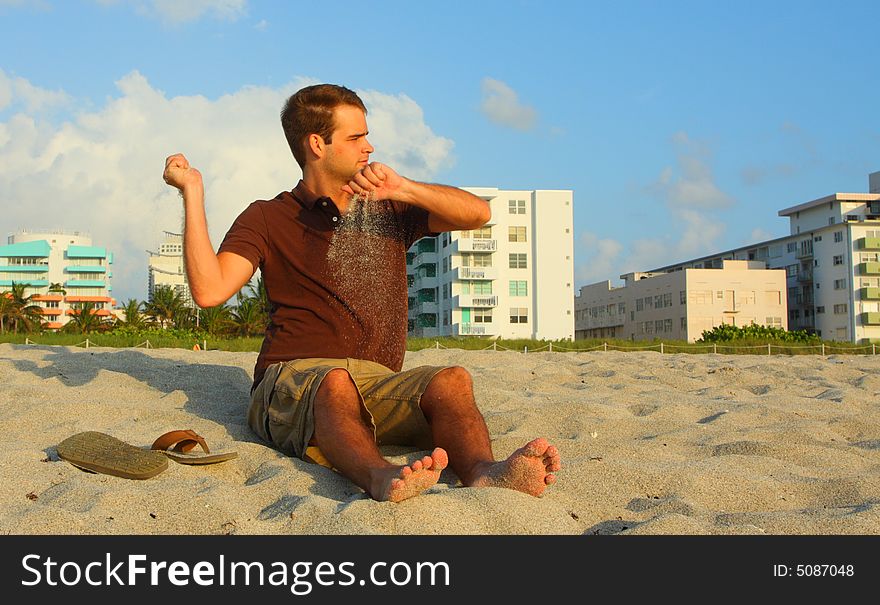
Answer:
[
  {"left": 56, "top": 431, "right": 169, "bottom": 480},
  {"left": 151, "top": 429, "right": 238, "bottom": 465}
]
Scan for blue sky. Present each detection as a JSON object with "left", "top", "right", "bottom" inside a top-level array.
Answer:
[{"left": 1, "top": 0, "right": 878, "bottom": 303}]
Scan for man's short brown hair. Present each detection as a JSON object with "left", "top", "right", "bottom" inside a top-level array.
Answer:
[{"left": 281, "top": 84, "right": 367, "bottom": 169}]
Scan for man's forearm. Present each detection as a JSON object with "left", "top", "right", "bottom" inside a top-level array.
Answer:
[
  {"left": 180, "top": 184, "right": 225, "bottom": 306},
  {"left": 398, "top": 180, "right": 491, "bottom": 230}
]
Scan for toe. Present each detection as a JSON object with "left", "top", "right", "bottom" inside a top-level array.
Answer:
[
  {"left": 546, "top": 459, "right": 562, "bottom": 472},
  {"left": 544, "top": 473, "right": 556, "bottom": 486},
  {"left": 523, "top": 437, "right": 550, "bottom": 457},
  {"left": 431, "top": 448, "right": 449, "bottom": 470},
  {"left": 410, "top": 459, "right": 424, "bottom": 472}
]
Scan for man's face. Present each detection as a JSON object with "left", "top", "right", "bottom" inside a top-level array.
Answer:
[{"left": 323, "top": 104, "right": 374, "bottom": 181}]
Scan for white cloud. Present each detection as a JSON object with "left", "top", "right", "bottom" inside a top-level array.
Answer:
[
  {"left": 0, "top": 68, "right": 71, "bottom": 114},
  {"left": 652, "top": 131, "right": 734, "bottom": 209},
  {"left": 479, "top": 77, "right": 537, "bottom": 131},
  {"left": 577, "top": 133, "right": 733, "bottom": 287},
  {"left": 0, "top": 72, "right": 456, "bottom": 303},
  {"left": 95, "top": 0, "right": 248, "bottom": 24},
  {"left": 750, "top": 227, "right": 774, "bottom": 243}
]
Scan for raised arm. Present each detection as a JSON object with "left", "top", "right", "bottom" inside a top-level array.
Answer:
[
  {"left": 343, "top": 162, "right": 491, "bottom": 232},
  {"left": 162, "top": 153, "right": 254, "bottom": 308}
]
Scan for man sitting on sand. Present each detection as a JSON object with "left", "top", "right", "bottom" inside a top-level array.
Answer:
[{"left": 162, "top": 83, "right": 561, "bottom": 502}]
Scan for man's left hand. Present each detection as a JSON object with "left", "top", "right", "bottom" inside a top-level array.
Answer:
[{"left": 342, "top": 162, "right": 410, "bottom": 202}]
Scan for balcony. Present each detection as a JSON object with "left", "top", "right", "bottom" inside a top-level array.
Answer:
[
  {"left": 455, "top": 322, "right": 489, "bottom": 336},
  {"left": 861, "top": 312, "right": 880, "bottom": 326},
  {"left": 861, "top": 287, "right": 880, "bottom": 300},
  {"left": 795, "top": 246, "right": 813, "bottom": 259},
  {"left": 858, "top": 262, "right": 880, "bottom": 275},
  {"left": 65, "top": 265, "right": 106, "bottom": 273},
  {"left": 414, "top": 300, "right": 438, "bottom": 314},
  {"left": 412, "top": 251, "right": 437, "bottom": 268},
  {"left": 412, "top": 273, "right": 438, "bottom": 290},
  {"left": 0, "top": 264, "right": 48, "bottom": 273},
  {"left": 454, "top": 294, "right": 498, "bottom": 308},
  {"left": 453, "top": 238, "right": 497, "bottom": 253},
  {"left": 796, "top": 270, "right": 813, "bottom": 282},
  {"left": 856, "top": 237, "right": 880, "bottom": 250},
  {"left": 452, "top": 266, "right": 498, "bottom": 281}
]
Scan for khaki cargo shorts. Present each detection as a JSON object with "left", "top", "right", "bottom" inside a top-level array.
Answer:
[{"left": 248, "top": 358, "right": 448, "bottom": 468}]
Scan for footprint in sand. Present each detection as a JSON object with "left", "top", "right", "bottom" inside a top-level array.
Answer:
[{"left": 628, "top": 403, "right": 659, "bottom": 417}]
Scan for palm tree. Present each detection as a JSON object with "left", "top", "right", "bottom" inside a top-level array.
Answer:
[
  {"left": 199, "top": 304, "right": 233, "bottom": 336},
  {"left": 119, "top": 298, "right": 146, "bottom": 329},
  {"left": 64, "top": 301, "right": 109, "bottom": 334},
  {"left": 231, "top": 295, "right": 266, "bottom": 336},
  {"left": 247, "top": 276, "right": 271, "bottom": 317},
  {"left": 4, "top": 282, "right": 44, "bottom": 334},
  {"left": 48, "top": 282, "right": 67, "bottom": 296},
  {"left": 143, "top": 285, "right": 186, "bottom": 329}
]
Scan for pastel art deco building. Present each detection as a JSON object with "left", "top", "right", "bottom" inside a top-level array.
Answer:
[{"left": 0, "top": 230, "right": 115, "bottom": 329}]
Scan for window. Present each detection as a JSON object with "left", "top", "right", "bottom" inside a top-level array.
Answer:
[
  {"left": 618, "top": 302, "right": 625, "bottom": 315},
  {"left": 814, "top": 235, "right": 822, "bottom": 242},
  {"left": 473, "top": 226, "right": 492, "bottom": 239},
  {"left": 681, "top": 317, "right": 687, "bottom": 329},
  {"left": 833, "top": 255, "right": 844, "bottom": 265},
  {"left": 443, "top": 310, "right": 449, "bottom": 326},
  {"left": 472, "top": 281, "right": 492, "bottom": 295},
  {"left": 474, "top": 309, "right": 492, "bottom": 323},
  {"left": 828, "top": 217, "right": 836, "bottom": 225},
  {"left": 442, "top": 284, "right": 448, "bottom": 300},
  {"left": 766, "top": 317, "right": 782, "bottom": 327},
  {"left": 834, "top": 279, "right": 847, "bottom": 290},
  {"left": 834, "top": 231, "right": 843, "bottom": 243},
  {"left": 509, "top": 253, "right": 527, "bottom": 269},
  {"left": 834, "top": 304, "right": 848, "bottom": 314},
  {"left": 663, "top": 293, "right": 673, "bottom": 307},
  {"left": 508, "top": 226, "right": 527, "bottom": 242},
  {"left": 636, "top": 298, "right": 644, "bottom": 311},
  {"left": 442, "top": 257, "right": 448, "bottom": 273},
  {"left": 473, "top": 254, "right": 492, "bottom": 267},
  {"left": 816, "top": 306, "right": 825, "bottom": 314},
  {"left": 644, "top": 296, "right": 653, "bottom": 309},
  {"left": 509, "top": 280, "right": 527, "bottom": 296},
  {"left": 680, "top": 290, "right": 686, "bottom": 304},
  {"left": 787, "top": 242, "right": 797, "bottom": 253},
  {"left": 510, "top": 307, "right": 528, "bottom": 323},
  {"left": 508, "top": 199, "right": 526, "bottom": 214},
  {"left": 654, "top": 295, "right": 663, "bottom": 308}
]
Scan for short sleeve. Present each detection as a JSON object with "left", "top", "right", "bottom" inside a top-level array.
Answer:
[{"left": 217, "top": 201, "right": 268, "bottom": 272}]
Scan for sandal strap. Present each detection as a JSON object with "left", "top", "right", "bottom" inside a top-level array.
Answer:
[{"left": 151, "top": 429, "right": 210, "bottom": 454}]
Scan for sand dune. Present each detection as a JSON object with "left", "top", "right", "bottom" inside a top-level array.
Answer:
[{"left": 1, "top": 342, "right": 878, "bottom": 535}]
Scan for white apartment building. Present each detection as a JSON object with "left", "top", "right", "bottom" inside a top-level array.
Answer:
[
  {"left": 407, "top": 187, "right": 575, "bottom": 340},
  {"left": 639, "top": 171, "right": 880, "bottom": 343},
  {"left": 0, "top": 230, "right": 115, "bottom": 329},
  {"left": 147, "top": 231, "right": 194, "bottom": 307},
  {"left": 575, "top": 260, "right": 788, "bottom": 342}
]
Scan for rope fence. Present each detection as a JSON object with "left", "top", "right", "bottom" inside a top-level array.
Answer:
[
  {"left": 430, "top": 340, "right": 878, "bottom": 356},
  {"left": 13, "top": 337, "right": 878, "bottom": 356}
]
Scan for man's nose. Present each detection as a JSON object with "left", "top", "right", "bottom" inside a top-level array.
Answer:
[{"left": 364, "top": 138, "right": 374, "bottom": 153}]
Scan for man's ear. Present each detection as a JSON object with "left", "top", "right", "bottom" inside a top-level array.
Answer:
[{"left": 308, "top": 133, "right": 325, "bottom": 159}]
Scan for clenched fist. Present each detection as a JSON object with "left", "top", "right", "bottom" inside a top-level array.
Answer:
[{"left": 163, "top": 153, "right": 202, "bottom": 193}]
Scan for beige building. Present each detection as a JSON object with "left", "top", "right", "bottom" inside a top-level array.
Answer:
[
  {"left": 408, "top": 187, "right": 575, "bottom": 340},
  {"left": 575, "top": 260, "right": 787, "bottom": 342},
  {"left": 147, "top": 231, "right": 194, "bottom": 307},
  {"left": 643, "top": 171, "right": 880, "bottom": 343}
]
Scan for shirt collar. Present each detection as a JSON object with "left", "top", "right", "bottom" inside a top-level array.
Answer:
[{"left": 292, "top": 180, "right": 334, "bottom": 210}]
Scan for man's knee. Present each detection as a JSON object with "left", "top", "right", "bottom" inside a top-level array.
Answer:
[
  {"left": 426, "top": 365, "right": 473, "bottom": 395},
  {"left": 315, "top": 368, "right": 357, "bottom": 399}
]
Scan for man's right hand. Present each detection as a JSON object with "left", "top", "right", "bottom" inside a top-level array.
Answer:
[{"left": 163, "top": 153, "right": 202, "bottom": 193}]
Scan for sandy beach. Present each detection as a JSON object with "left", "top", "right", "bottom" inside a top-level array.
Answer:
[{"left": 1, "top": 342, "right": 878, "bottom": 535}]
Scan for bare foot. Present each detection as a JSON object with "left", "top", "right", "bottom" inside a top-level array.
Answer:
[
  {"left": 469, "top": 438, "right": 561, "bottom": 497},
  {"left": 370, "top": 448, "right": 448, "bottom": 503}
]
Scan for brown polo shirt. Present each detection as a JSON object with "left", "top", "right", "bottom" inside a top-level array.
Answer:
[{"left": 218, "top": 180, "right": 434, "bottom": 389}]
